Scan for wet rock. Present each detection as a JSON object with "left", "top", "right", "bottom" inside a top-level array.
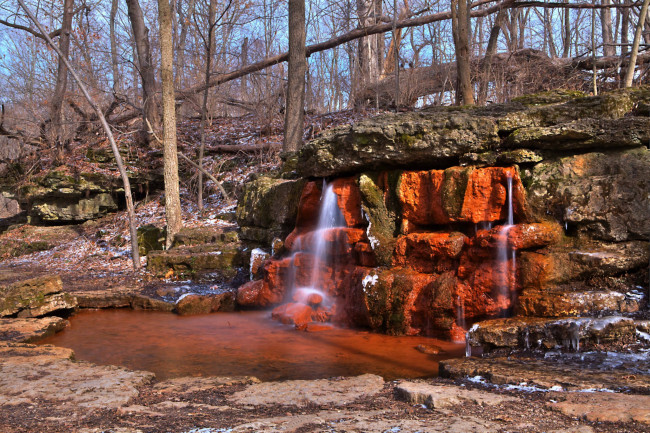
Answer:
[
  {"left": 440, "top": 356, "right": 650, "bottom": 392},
  {"left": 293, "top": 288, "right": 324, "bottom": 306},
  {"left": 549, "top": 393, "right": 650, "bottom": 424},
  {"left": 75, "top": 289, "right": 174, "bottom": 311},
  {"left": 297, "top": 111, "right": 499, "bottom": 178},
  {"left": 358, "top": 172, "right": 399, "bottom": 267},
  {"left": 271, "top": 302, "right": 314, "bottom": 328},
  {"left": 396, "top": 381, "right": 517, "bottom": 408},
  {"left": 0, "top": 316, "right": 68, "bottom": 342},
  {"left": 523, "top": 148, "right": 650, "bottom": 241},
  {"left": 517, "top": 289, "right": 640, "bottom": 317},
  {"left": 472, "top": 222, "right": 562, "bottom": 250},
  {"left": 460, "top": 149, "right": 544, "bottom": 166},
  {"left": 136, "top": 224, "right": 165, "bottom": 256},
  {"left": 229, "top": 374, "right": 384, "bottom": 406},
  {"left": 175, "top": 292, "right": 235, "bottom": 315},
  {"left": 286, "top": 227, "right": 367, "bottom": 257},
  {"left": 393, "top": 232, "right": 466, "bottom": 273},
  {"left": 415, "top": 344, "right": 443, "bottom": 355},
  {"left": 236, "top": 176, "right": 306, "bottom": 244},
  {"left": 331, "top": 177, "right": 364, "bottom": 227},
  {"left": 0, "top": 275, "right": 77, "bottom": 318},
  {"left": 398, "top": 166, "right": 528, "bottom": 228},
  {"left": 249, "top": 248, "right": 270, "bottom": 280},
  {"left": 467, "top": 316, "right": 636, "bottom": 352},
  {"left": 0, "top": 342, "right": 154, "bottom": 408}
]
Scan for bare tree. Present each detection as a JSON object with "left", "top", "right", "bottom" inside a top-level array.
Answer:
[
  {"left": 17, "top": 0, "right": 141, "bottom": 270},
  {"left": 126, "top": 0, "right": 160, "bottom": 142},
  {"left": 452, "top": 0, "right": 474, "bottom": 105},
  {"left": 283, "top": 0, "right": 307, "bottom": 152},
  {"left": 624, "top": 0, "right": 650, "bottom": 86},
  {"left": 48, "top": 0, "right": 74, "bottom": 149},
  {"left": 158, "top": 0, "right": 183, "bottom": 248}
]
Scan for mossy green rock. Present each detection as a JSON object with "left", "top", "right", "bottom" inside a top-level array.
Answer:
[
  {"left": 147, "top": 242, "right": 247, "bottom": 281},
  {"left": 236, "top": 176, "right": 306, "bottom": 245},
  {"left": 0, "top": 275, "right": 77, "bottom": 318},
  {"left": 358, "top": 174, "right": 399, "bottom": 267},
  {"left": 298, "top": 111, "right": 499, "bottom": 177},
  {"left": 172, "top": 227, "right": 238, "bottom": 248},
  {"left": 137, "top": 225, "right": 166, "bottom": 256},
  {"left": 297, "top": 86, "right": 650, "bottom": 177}
]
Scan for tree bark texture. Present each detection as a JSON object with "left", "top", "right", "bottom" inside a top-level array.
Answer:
[
  {"left": 126, "top": 0, "right": 160, "bottom": 138},
  {"left": 157, "top": 0, "right": 183, "bottom": 248},
  {"left": 452, "top": 0, "right": 475, "bottom": 105},
  {"left": 49, "top": 0, "right": 74, "bottom": 146},
  {"left": 283, "top": 0, "right": 306, "bottom": 153},
  {"left": 355, "top": 0, "right": 384, "bottom": 102}
]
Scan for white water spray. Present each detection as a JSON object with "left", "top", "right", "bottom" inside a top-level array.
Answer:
[{"left": 496, "top": 173, "right": 516, "bottom": 313}]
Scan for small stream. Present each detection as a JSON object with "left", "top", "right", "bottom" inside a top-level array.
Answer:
[{"left": 38, "top": 309, "right": 464, "bottom": 381}]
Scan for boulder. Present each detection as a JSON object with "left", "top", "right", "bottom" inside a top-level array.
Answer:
[
  {"left": 175, "top": 291, "right": 235, "bottom": 315},
  {"left": 393, "top": 232, "right": 466, "bottom": 273},
  {"left": 517, "top": 289, "right": 640, "bottom": 317},
  {"left": 236, "top": 176, "right": 306, "bottom": 244},
  {"left": 0, "top": 275, "right": 77, "bottom": 318}
]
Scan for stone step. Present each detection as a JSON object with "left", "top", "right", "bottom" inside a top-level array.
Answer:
[
  {"left": 439, "top": 356, "right": 650, "bottom": 393},
  {"left": 467, "top": 316, "right": 638, "bottom": 353},
  {"left": 147, "top": 242, "right": 248, "bottom": 281},
  {"left": 516, "top": 287, "right": 643, "bottom": 317},
  {"left": 171, "top": 226, "right": 239, "bottom": 248}
]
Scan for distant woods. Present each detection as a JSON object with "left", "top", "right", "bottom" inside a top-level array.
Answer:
[{"left": 1, "top": 0, "right": 649, "bottom": 152}]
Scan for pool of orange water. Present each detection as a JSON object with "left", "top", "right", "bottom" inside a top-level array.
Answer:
[{"left": 38, "top": 309, "right": 464, "bottom": 381}]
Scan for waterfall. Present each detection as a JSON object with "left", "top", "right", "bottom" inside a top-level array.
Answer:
[
  {"left": 291, "top": 182, "right": 345, "bottom": 305},
  {"left": 496, "top": 173, "right": 516, "bottom": 313}
]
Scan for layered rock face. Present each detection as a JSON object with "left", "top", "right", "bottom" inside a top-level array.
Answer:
[{"left": 237, "top": 87, "right": 650, "bottom": 342}]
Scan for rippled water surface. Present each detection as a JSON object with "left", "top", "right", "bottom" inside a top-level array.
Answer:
[{"left": 38, "top": 309, "right": 464, "bottom": 381}]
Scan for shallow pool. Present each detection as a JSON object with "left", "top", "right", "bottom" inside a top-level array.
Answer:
[{"left": 38, "top": 309, "right": 464, "bottom": 381}]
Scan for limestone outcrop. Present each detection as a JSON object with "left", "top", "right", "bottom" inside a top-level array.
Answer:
[
  {"left": 0, "top": 275, "right": 77, "bottom": 318},
  {"left": 237, "top": 86, "right": 650, "bottom": 341}
]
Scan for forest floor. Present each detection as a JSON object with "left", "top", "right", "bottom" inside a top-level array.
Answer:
[{"left": 1, "top": 112, "right": 650, "bottom": 432}]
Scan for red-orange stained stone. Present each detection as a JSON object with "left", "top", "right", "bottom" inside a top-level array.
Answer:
[
  {"left": 393, "top": 232, "right": 466, "bottom": 273},
  {"left": 331, "top": 177, "right": 364, "bottom": 227},
  {"left": 473, "top": 222, "right": 561, "bottom": 250},
  {"left": 399, "top": 170, "right": 446, "bottom": 227},
  {"left": 272, "top": 302, "right": 314, "bottom": 328}
]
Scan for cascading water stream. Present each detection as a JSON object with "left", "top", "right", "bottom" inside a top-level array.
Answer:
[
  {"left": 291, "top": 182, "right": 346, "bottom": 306},
  {"left": 497, "top": 173, "right": 516, "bottom": 313}
]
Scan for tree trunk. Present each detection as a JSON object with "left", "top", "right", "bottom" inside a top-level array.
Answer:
[
  {"left": 562, "top": 0, "right": 571, "bottom": 57},
  {"left": 478, "top": 8, "right": 506, "bottom": 104},
  {"left": 198, "top": 0, "right": 217, "bottom": 212},
  {"left": 157, "top": 0, "right": 183, "bottom": 248},
  {"left": 452, "top": 0, "right": 474, "bottom": 105},
  {"left": 49, "top": 0, "right": 74, "bottom": 148},
  {"left": 175, "top": 0, "right": 196, "bottom": 87},
  {"left": 110, "top": 0, "right": 120, "bottom": 94},
  {"left": 620, "top": 0, "right": 630, "bottom": 85},
  {"left": 624, "top": 0, "right": 650, "bottom": 86},
  {"left": 126, "top": 0, "right": 160, "bottom": 142},
  {"left": 283, "top": 0, "right": 306, "bottom": 153},
  {"left": 18, "top": 0, "right": 141, "bottom": 271},
  {"left": 601, "top": 0, "right": 616, "bottom": 56},
  {"left": 355, "top": 0, "right": 383, "bottom": 104}
]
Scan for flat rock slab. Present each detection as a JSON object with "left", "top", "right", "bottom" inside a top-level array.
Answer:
[
  {"left": 0, "top": 316, "right": 68, "bottom": 342},
  {"left": 0, "top": 342, "right": 153, "bottom": 408},
  {"left": 153, "top": 376, "right": 260, "bottom": 394},
  {"left": 396, "top": 381, "right": 518, "bottom": 408},
  {"left": 440, "top": 357, "right": 650, "bottom": 392},
  {"left": 548, "top": 392, "right": 650, "bottom": 424},
  {"left": 229, "top": 374, "right": 384, "bottom": 406},
  {"left": 224, "top": 409, "right": 502, "bottom": 432}
]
